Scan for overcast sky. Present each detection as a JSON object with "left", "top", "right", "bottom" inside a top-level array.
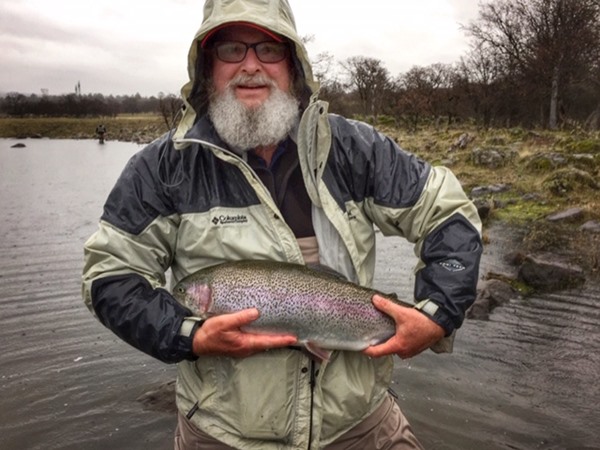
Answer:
[{"left": 1, "top": 0, "right": 481, "bottom": 97}]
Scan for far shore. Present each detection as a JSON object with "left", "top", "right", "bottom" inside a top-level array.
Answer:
[{"left": 0, "top": 115, "right": 167, "bottom": 144}]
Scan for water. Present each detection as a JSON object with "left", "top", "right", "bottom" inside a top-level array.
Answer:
[{"left": 0, "top": 138, "right": 598, "bottom": 450}]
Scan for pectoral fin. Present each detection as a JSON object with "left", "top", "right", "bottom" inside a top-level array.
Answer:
[{"left": 304, "top": 342, "right": 333, "bottom": 362}]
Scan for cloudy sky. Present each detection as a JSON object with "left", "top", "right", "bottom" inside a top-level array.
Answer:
[{"left": 1, "top": 0, "right": 481, "bottom": 97}]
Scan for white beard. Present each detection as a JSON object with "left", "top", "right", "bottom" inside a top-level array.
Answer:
[{"left": 208, "top": 74, "right": 300, "bottom": 152}]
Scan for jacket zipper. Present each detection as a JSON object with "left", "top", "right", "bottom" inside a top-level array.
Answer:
[{"left": 307, "top": 359, "right": 316, "bottom": 449}]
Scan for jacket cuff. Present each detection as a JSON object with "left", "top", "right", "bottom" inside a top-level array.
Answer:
[
  {"left": 414, "top": 299, "right": 455, "bottom": 336},
  {"left": 176, "top": 318, "right": 205, "bottom": 361}
]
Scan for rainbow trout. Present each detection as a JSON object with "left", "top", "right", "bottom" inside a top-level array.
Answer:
[{"left": 173, "top": 260, "right": 452, "bottom": 360}]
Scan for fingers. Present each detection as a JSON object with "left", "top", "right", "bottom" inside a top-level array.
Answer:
[
  {"left": 220, "top": 307, "right": 260, "bottom": 328},
  {"left": 192, "top": 308, "right": 297, "bottom": 358},
  {"left": 371, "top": 295, "right": 410, "bottom": 318},
  {"left": 244, "top": 332, "right": 298, "bottom": 352},
  {"left": 364, "top": 295, "right": 445, "bottom": 359},
  {"left": 363, "top": 339, "right": 400, "bottom": 359}
]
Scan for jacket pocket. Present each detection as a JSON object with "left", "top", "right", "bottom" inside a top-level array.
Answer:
[{"left": 213, "top": 349, "right": 301, "bottom": 441}]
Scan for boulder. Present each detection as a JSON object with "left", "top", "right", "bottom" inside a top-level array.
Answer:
[
  {"left": 518, "top": 254, "right": 585, "bottom": 291},
  {"left": 542, "top": 168, "right": 599, "bottom": 196},
  {"left": 471, "top": 147, "right": 519, "bottom": 169},
  {"left": 136, "top": 380, "right": 177, "bottom": 413},
  {"left": 450, "top": 133, "right": 474, "bottom": 151},
  {"left": 546, "top": 207, "right": 585, "bottom": 223},
  {"left": 473, "top": 198, "right": 494, "bottom": 221},
  {"left": 525, "top": 152, "right": 568, "bottom": 172},
  {"left": 580, "top": 220, "right": 600, "bottom": 234},
  {"left": 470, "top": 183, "right": 511, "bottom": 198},
  {"left": 468, "top": 278, "right": 517, "bottom": 320}
]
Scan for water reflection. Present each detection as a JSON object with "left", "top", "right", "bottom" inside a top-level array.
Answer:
[{"left": 0, "top": 139, "right": 598, "bottom": 450}]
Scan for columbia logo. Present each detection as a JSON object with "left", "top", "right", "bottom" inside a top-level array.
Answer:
[
  {"left": 438, "top": 259, "right": 466, "bottom": 272},
  {"left": 212, "top": 214, "right": 249, "bottom": 225}
]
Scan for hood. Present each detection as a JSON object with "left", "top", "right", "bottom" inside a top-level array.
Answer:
[{"left": 173, "top": 0, "right": 319, "bottom": 147}]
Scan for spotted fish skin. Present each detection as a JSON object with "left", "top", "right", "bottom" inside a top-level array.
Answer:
[{"left": 172, "top": 260, "right": 416, "bottom": 359}]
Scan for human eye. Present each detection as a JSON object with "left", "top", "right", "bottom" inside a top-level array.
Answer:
[
  {"left": 256, "top": 42, "right": 286, "bottom": 61},
  {"left": 216, "top": 41, "right": 246, "bottom": 61}
]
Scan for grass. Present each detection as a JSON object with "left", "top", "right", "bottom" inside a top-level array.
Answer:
[
  {"left": 379, "top": 125, "right": 599, "bottom": 220},
  {"left": 0, "top": 114, "right": 166, "bottom": 143}
]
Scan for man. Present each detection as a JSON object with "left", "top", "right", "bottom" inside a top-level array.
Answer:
[
  {"left": 95, "top": 123, "right": 106, "bottom": 143},
  {"left": 82, "top": 0, "right": 483, "bottom": 448}
]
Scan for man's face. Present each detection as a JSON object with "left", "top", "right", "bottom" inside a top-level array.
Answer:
[{"left": 210, "top": 25, "right": 292, "bottom": 110}]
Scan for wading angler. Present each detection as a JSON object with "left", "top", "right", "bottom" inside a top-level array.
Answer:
[{"left": 82, "top": 0, "right": 483, "bottom": 448}]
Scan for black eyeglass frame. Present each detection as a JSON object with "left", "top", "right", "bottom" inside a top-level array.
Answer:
[{"left": 211, "top": 40, "right": 289, "bottom": 64}]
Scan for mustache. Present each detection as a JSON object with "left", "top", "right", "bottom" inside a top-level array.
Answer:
[{"left": 227, "top": 74, "right": 277, "bottom": 89}]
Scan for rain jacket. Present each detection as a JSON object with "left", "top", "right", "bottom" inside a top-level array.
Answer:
[{"left": 82, "top": 0, "right": 483, "bottom": 448}]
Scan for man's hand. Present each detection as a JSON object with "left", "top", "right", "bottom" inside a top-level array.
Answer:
[
  {"left": 192, "top": 308, "right": 297, "bottom": 358},
  {"left": 363, "top": 295, "right": 445, "bottom": 359}
]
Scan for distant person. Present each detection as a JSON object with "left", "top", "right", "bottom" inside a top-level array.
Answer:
[
  {"left": 82, "top": 0, "right": 483, "bottom": 448},
  {"left": 95, "top": 124, "right": 106, "bottom": 143}
]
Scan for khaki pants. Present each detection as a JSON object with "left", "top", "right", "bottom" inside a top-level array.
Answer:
[{"left": 174, "top": 395, "right": 424, "bottom": 450}]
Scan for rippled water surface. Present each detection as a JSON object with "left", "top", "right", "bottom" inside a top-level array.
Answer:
[{"left": 1, "top": 138, "right": 598, "bottom": 450}]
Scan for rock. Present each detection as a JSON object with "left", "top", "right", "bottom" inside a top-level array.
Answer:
[
  {"left": 440, "top": 157, "right": 457, "bottom": 166},
  {"left": 580, "top": 220, "right": 600, "bottom": 234},
  {"left": 471, "top": 147, "right": 519, "bottom": 169},
  {"left": 522, "top": 192, "right": 544, "bottom": 202},
  {"left": 518, "top": 254, "right": 586, "bottom": 291},
  {"left": 473, "top": 198, "right": 494, "bottom": 221},
  {"left": 450, "top": 133, "right": 474, "bottom": 151},
  {"left": 542, "top": 168, "right": 599, "bottom": 195},
  {"left": 525, "top": 152, "right": 568, "bottom": 172},
  {"left": 468, "top": 278, "right": 518, "bottom": 320},
  {"left": 546, "top": 207, "right": 585, "bottom": 223},
  {"left": 136, "top": 380, "right": 177, "bottom": 413},
  {"left": 470, "top": 183, "right": 511, "bottom": 197},
  {"left": 11, "top": 143, "right": 26, "bottom": 148}
]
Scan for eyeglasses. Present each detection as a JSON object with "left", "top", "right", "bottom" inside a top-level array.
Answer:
[{"left": 212, "top": 40, "right": 289, "bottom": 64}]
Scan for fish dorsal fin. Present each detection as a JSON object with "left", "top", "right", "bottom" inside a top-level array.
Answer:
[
  {"left": 383, "top": 291, "right": 400, "bottom": 301},
  {"left": 306, "top": 263, "right": 349, "bottom": 281}
]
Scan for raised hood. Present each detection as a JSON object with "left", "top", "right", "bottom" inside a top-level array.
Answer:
[{"left": 173, "top": 0, "right": 318, "bottom": 145}]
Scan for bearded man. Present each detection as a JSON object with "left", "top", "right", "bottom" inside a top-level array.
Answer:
[{"left": 82, "top": 1, "right": 483, "bottom": 449}]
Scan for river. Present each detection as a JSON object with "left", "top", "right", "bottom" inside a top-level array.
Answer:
[{"left": 0, "top": 138, "right": 598, "bottom": 450}]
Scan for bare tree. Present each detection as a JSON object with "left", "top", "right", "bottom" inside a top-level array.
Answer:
[
  {"left": 458, "top": 41, "right": 506, "bottom": 127},
  {"left": 158, "top": 92, "right": 183, "bottom": 131},
  {"left": 464, "top": 0, "right": 600, "bottom": 129},
  {"left": 394, "top": 64, "right": 458, "bottom": 129},
  {"left": 341, "top": 56, "right": 391, "bottom": 119}
]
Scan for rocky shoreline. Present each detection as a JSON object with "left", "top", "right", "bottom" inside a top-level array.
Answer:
[{"left": 469, "top": 206, "right": 599, "bottom": 320}]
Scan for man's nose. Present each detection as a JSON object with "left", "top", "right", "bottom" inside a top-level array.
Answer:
[{"left": 240, "top": 47, "right": 262, "bottom": 71}]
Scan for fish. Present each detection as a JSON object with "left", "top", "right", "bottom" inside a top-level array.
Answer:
[{"left": 173, "top": 260, "right": 453, "bottom": 361}]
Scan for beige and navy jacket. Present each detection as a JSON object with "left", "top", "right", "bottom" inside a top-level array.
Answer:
[{"left": 82, "top": 1, "right": 482, "bottom": 448}]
